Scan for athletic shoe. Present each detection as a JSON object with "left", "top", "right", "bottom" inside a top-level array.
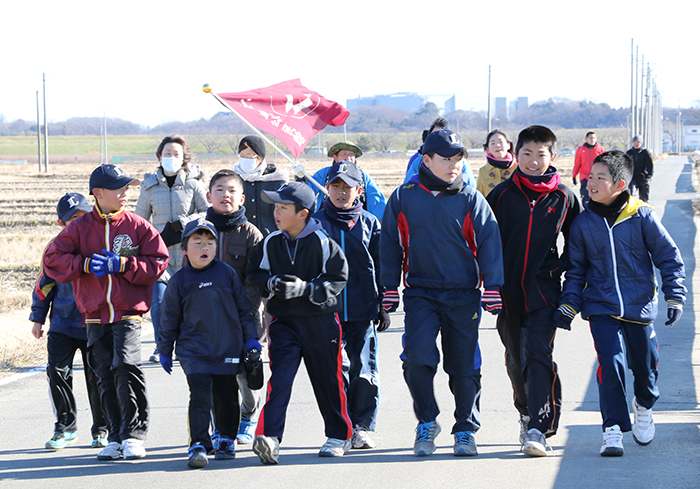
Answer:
[
  {"left": 600, "top": 425, "right": 624, "bottom": 457},
  {"left": 522, "top": 428, "right": 547, "bottom": 457},
  {"left": 210, "top": 430, "right": 221, "bottom": 454},
  {"left": 352, "top": 426, "right": 377, "bottom": 449},
  {"left": 453, "top": 431, "right": 478, "bottom": 456},
  {"left": 519, "top": 414, "right": 531, "bottom": 446},
  {"left": 92, "top": 434, "right": 108, "bottom": 448},
  {"left": 253, "top": 435, "right": 280, "bottom": 465},
  {"left": 122, "top": 438, "right": 146, "bottom": 460},
  {"left": 97, "top": 441, "right": 123, "bottom": 460},
  {"left": 214, "top": 438, "right": 236, "bottom": 460},
  {"left": 632, "top": 398, "right": 655, "bottom": 445},
  {"left": 414, "top": 420, "right": 441, "bottom": 456},
  {"left": 148, "top": 347, "right": 159, "bottom": 364},
  {"left": 45, "top": 431, "right": 78, "bottom": 450},
  {"left": 319, "top": 438, "right": 351, "bottom": 457},
  {"left": 187, "top": 444, "right": 208, "bottom": 469},
  {"left": 236, "top": 417, "right": 256, "bottom": 444}
]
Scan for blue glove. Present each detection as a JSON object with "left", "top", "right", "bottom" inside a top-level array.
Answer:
[
  {"left": 99, "top": 249, "right": 124, "bottom": 275},
  {"left": 553, "top": 304, "right": 577, "bottom": 330},
  {"left": 160, "top": 355, "right": 172, "bottom": 374},
  {"left": 481, "top": 287, "right": 502, "bottom": 315},
  {"left": 85, "top": 256, "right": 108, "bottom": 278},
  {"left": 246, "top": 339, "right": 262, "bottom": 352}
]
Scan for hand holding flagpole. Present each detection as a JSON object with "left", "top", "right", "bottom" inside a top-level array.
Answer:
[{"left": 202, "top": 83, "right": 329, "bottom": 196}]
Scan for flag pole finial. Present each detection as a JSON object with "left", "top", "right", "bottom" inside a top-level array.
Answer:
[{"left": 202, "top": 84, "right": 212, "bottom": 94}]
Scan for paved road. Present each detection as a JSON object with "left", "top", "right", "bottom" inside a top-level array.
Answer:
[{"left": 2, "top": 156, "right": 699, "bottom": 488}]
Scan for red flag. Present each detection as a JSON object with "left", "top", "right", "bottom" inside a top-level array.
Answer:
[{"left": 218, "top": 79, "right": 349, "bottom": 159}]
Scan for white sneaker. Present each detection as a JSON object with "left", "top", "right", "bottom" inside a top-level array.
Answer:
[
  {"left": 122, "top": 438, "right": 146, "bottom": 460},
  {"left": 319, "top": 438, "right": 352, "bottom": 457},
  {"left": 352, "top": 427, "right": 377, "bottom": 449},
  {"left": 600, "top": 425, "right": 624, "bottom": 457},
  {"left": 632, "top": 398, "right": 655, "bottom": 445},
  {"left": 253, "top": 435, "right": 280, "bottom": 465},
  {"left": 522, "top": 428, "right": 547, "bottom": 457},
  {"left": 97, "top": 441, "right": 123, "bottom": 460},
  {"left": 519, "top": 414, "right": 531, "bottom": 446}
]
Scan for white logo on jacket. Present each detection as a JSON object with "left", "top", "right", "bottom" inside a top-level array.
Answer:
[{"left": 199, "top": 282, "right": 212, "bottom": 288}]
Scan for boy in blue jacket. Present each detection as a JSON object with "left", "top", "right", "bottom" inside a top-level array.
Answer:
[
  {"left": 30, "top": 193, "right": 107, "bottom": 450},
  {"left": 380, "top": 129, "right": 504, "bottom": 457},
  {"left": 313, "top": 161, "right": 389, "bottom": 450},
  {"left": 246, "top": 182, "right": 351, "bottom": 464},
  {"left": 556, "top": 150, "right": 685, "bottom": 457},
  {"left": 158, "top": 218, "right": 260, "bottom": 469}
]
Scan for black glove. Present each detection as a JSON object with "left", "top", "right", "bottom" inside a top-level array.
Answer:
[
  {"left": 572, "top": 176, "right": 578, "bottom": 185},
  {"left": 160, "top": 221, "right": 183, "bottom": 247},
  {"left": 274, "top": 274, "right": 311, "bottom": 300},
  {"left": 244, "top": 339, "right": 264, "bottom": 390},
  {"left": 375, "top": 308, "right": 391, "bottom": 332},
  {"left": 553, "top": 304, "right": 576, "bottom": 330},
  {"left": 665, "top": 304, "right": 683, "bottom": 327}
]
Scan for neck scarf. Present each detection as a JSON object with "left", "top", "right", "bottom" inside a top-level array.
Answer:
[
  {"left": 206, "top": 206, "right": 247, "bottom": 232},
  {"left": 322, "top": 198, "right": 363, "bottom": 232},
  {"left": 588, "top": 191, "right": 630, "bottom": 220},
  {"left": 584, "top": 142, "right": 597, "bottom": 149},
  {"left": 234, "top": 161, "right": 290, "bottom": 183},
  {"left": 486, "top": 152, "right": 515, "bottom": 170},
  {"left": 512, "top": 166, "right": 561, "bottom": 194},
  {"left": 417, "top": 163, "right": 463, "bottom": 195}
]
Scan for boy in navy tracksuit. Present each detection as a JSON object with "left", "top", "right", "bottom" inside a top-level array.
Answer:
[
  {"left": 487, "top": 125, "right": 582, "bottom": 457},
  {"left": 158, "top": 218, "right": 260, "bottom": 469},
  {"left": 30, "top": 193, "right": 107, "bottom": 450},
  {"left": 380, "top": 129, "right": 504, "bottom": 457},
  {"left": 556, "top": 150, "right": 685, "bottom": 457},
  {"left": 313, "top": 161, "right": 389, "bottom": 450},
  {"left": 246, "top": 182, "right": 351, "bottom": 464}
]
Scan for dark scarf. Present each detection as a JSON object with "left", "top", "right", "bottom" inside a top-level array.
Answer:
[
  {"left": 418, "top": 163, "right": 463, "bottom": 195},
  {"left": 512, "top": 166, "right": 561, "bottom": 194},
  {"left": 584, "top": 142, "right": 597, "bottom": 150},
  {"left": 486, "top": 152, "right": 515, "bottom": 170},
  {"left": 206, "top": 206, "right": 248, "bottom": 232},
  {"left": 322, "top": 198, "right": 363, "bottom": 232},
  {"left": 588, "top": 191, "right": 630, "bottom": 222}
]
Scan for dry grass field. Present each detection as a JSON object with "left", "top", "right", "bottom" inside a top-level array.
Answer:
[{"left": 0, "top": 153, "right": 575, "bottom": 376}]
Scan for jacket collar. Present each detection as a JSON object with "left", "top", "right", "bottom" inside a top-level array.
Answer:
[
  {"left": 614, "top": 194, "right": 652, "bottom": 225},
  {"left": 93, "top": 203, "right": 126, "bottom": 221}
]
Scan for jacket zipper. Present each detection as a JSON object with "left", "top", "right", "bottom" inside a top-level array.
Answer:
[
  {"left": 341, "top": 231, "right": 347, "bottom": 322},
  {"left": 606, "top": 214, "right": 633, "bottom": 318}
]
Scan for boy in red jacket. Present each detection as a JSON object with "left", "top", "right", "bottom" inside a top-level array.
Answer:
[
  {"left": 572, "top": 131, "right": 605, "bottom": 205},
  {"left": 43, "top": 164, "right": 169, "bottom": 461}
]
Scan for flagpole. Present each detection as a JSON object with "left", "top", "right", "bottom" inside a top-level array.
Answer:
[{"left": 202, "top": 84, "right": 328, "bottom": 196}]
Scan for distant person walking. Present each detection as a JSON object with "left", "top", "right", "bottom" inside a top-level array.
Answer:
[
  {"left": 572, "top": 131, "right": 605, "bottom": 205},
  {"left": 134, "top": 134, "right": 209, "bottom": 364},
  {"left": 626, "top": 135, "right": 654, "bottom": 202}
]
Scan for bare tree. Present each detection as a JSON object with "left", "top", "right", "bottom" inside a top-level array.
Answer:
[
  {"left": 370, "top": 133, "right": 396, "bottom": 152},
  {"left": 227, "top": 134, "right": 240, "bottom": 154},
  {"left": 193, "top": 134, "right": 224, "bottom": 154}
]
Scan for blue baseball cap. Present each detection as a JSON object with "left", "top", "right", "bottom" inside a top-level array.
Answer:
[
  {"left": 261, "top": 182, "right": 316, "bottom": 212},
  {"left": 423, "top": 129, "right": 468, "bottom": 158},
  {"left": 57, "top": 192, "right": 92, "bottom": 222},
  {"left": 182, "top": 218, "right": 218, "bottom": 240},
  {"left": 89, "top": 164, "right": 139, "bottom": 195},
  {"left": 326, "top": 161, "right": 363, "bottom": 187}
]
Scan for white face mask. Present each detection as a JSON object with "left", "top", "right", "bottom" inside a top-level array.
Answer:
[
  {"left": 161, "top": 156, "right": 182, "bottom": 174},
  {"left": 237, "top": 157, "right": 260, "bottom": 173}
]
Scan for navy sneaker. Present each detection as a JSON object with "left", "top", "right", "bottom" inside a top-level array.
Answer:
[{"left": 214, "top": 438, "right": 235, "bottom": 460}]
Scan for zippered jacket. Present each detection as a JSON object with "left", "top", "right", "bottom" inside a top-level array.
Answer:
[
  {"left": 380, "top": 177, "right": 503, "bottom": 291},
  {"left": 246, "top": 218, "right": 348, "bottom": 317},
  {"left": 487, "top": 172, "right": 582, "bottom": 314},
  {"left": 313, "top": 207, "right": 382, "bottom": 321},
  {"left": 559, "top": 196, "right": 685, "bottom": 323},
  {"left": 42, "top": 206, "right": 169, "bottom": 324},
  {"left": 626, "top": 147, "right": 654, "bottom": 180},
  {"left": 158, "top": 259, "right": 258, "bottom": 375},
  {"left": 311, "top": 166, "right": 387, "bottom": 219},
  {"left": 30, "top": 239, "right": 86, "bottom": 340},
  {"left": 134, "top": 168, "right": 209, "bottom": 280},
  {"left": 573, "top": 143, "right": 606, "bottom": 181}
]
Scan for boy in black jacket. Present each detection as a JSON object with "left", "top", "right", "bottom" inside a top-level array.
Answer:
[
  {"left": 158, "top": 218, "right": 260, "bottom": 469},
  {"left": 246, "top": 182, "right": 351, "bottom": 464},
  {"left": 487, "top": 125, "right": 582, "bottom": 457}
]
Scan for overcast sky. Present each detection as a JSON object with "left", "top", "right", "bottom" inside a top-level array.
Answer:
[{"left": 2, "top": 0, "right": 696, "bottom": 127}]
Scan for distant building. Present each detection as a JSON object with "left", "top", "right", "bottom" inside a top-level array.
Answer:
[
  {"left": 347, "top": 92, "right": 457, "bottom": 114},
  {"left": 683, "top": 125, "right": 700, "bottom": 151},
  {"left": 495, "top": 97, "right": 507, "bottom": 120}
]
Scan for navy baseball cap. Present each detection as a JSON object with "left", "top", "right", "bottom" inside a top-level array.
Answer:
[
  {"left": 326, "top": 161, "right": 363, "bottom": 187},
  {"left": 56, "top": 192, "right": 92, "bottom": 222},
  {"left": 423, "top": 129, "right": 468, "bottom": 158},
  {"left": 262, "top": 182, "right": 316, "bottom": 212},
  {"left": 89, "top": 164, "right": 139, "bottom": 195},
  {"left": 182, "top": 218, "right": 218, "bottom": 240}
]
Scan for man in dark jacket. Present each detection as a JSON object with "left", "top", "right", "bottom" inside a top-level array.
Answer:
[{"left": 626, "top": 135, "right": 654, "bottom": 202}]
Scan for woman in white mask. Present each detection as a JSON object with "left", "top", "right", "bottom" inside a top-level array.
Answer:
[
  {"left": 135, "top": 134, "right": 209, "bottom": 363},
  {"left": 233, "top": 135, "right": 288, "bottom": 237}
]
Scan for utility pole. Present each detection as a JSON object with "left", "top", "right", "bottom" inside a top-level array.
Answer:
[
  {"left": 100, "top": 125, "right": 104, "bottom": 165},
  {"left": 35, "top": 91, "right": 41, "bottom": 173},
  {"left": 630, "top": 39, "right": 635, "bottom": 145},
  {"left": 487, "top": 65, "right": 492, "bottom": 134},
  {"left": 103, "top": 112, "right": 108, "bottom": 164},
  {"left": 43, "top": 73, "right": 49, "bottom": 173}
]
